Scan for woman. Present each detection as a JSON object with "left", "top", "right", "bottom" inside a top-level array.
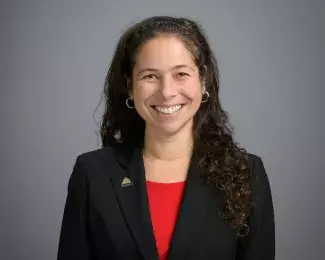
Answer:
[{"left": 58, "top": 16, "right": 275, "bottom": 260}]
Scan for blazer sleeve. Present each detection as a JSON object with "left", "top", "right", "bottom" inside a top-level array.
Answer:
[
  {"left": 57, "top": 155, "right": 93, "bottom": 260},
  {"left": 236, "top": 156, "right": 275, "bottom": 260}
]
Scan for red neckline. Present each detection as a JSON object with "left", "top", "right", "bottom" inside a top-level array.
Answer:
[{"left": 146, "top": 180, "right": 186, "bottom": 185}]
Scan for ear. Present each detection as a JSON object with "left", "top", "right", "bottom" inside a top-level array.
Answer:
[
  {"left": 126, "top": 78, "right": 133, "bottom": 99},
  {"left": 201, "top": 81, "right": 206, "bottom": 94},
  {"left": 126, "top": 77, "right": 131, "bottom": 89},
  {"left": 200, "top": 65, "right": 207, "bottom": 93}
]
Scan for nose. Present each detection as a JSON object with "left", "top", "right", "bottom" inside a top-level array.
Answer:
[{"left": 159, "top": 76, "right": 177, "bottom": 99}]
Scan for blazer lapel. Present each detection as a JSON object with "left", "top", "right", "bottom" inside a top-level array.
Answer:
[
  {"left": 167, "top": 160, "right": 226, "bottom": 260},
  {"left": 111, "top": 146, "right": 159, "bottom": 260}
]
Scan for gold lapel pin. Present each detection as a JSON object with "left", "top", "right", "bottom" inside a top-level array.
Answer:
[{"left": 121, "top": 177, "right": 133, "bottom": 188}]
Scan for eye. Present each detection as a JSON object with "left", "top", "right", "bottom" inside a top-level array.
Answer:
[
  {"left": 176, "top": 72, "right": 190, "bottom": 78},
  {"left": 143, "top": 74, "right": 158, "bottom": 80}
]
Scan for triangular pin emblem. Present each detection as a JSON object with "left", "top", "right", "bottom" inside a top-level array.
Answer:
[{"left": 121, "top": 177, "right": 133, "bottom": 188}]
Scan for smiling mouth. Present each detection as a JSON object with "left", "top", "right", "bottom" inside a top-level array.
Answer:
[{"left": 151, "top": 104, "right": 184, "bottom": 114}]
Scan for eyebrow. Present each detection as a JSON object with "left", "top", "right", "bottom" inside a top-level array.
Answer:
[{"left": 136, "top": 64, "right": 195, "bottom": 77}]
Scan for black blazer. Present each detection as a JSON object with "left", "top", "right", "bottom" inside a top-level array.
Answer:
[{"left": 57, "top": 145, "right": 275, "bottom": 260}]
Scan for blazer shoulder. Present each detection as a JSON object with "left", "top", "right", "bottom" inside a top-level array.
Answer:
[
  {"left": 75, "top": 144, "right": 134, "bottom": 177},
  {"left": 78, "top": 146, "right": 116, "bottom": 163},
  {"left": 247, "top": 153, "right": 266, "bottom": 178},
  {"left": 246, "top": 153, "right": 272, "bottom": 199},
  {"left": 247, "top": 153, "right": 261, "bottom": 166},
  {"left": 73, "top": 146, "right": 118, "bottom": 177}
]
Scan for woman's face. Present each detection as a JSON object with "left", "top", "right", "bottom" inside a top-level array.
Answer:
[{"left": 131, "top": 35, "right": 203, "bottom": 136}]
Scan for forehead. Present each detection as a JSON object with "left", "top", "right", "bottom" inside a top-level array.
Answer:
[{"left": 134, "top": 35, "right": 196, "bottom": 70}]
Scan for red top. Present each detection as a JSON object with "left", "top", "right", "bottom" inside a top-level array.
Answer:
[{"left": 146, "top": 181, "right": 186, "bottom": 260}]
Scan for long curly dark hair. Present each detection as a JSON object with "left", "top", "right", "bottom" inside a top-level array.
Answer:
[{"left": 98, "top": 16, "right": 252, "bottom": 236}]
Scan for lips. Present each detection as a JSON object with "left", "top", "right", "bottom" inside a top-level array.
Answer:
[{"left": 153, "top": 105, "right": 183, "bottom": 114}]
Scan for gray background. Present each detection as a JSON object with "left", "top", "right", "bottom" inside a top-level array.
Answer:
[{"left": 1, "top": 0, "right": 324, "bottom": 259}]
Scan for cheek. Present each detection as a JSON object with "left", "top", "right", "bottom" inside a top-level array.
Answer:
[
  {"left": 181, "top": 80, "right": 203, "bottom": 101},
  {"left": 132, "top": 83, "right": 154, "bottom": 106}
]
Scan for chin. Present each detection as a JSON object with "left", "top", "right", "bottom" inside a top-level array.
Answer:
[{"left": 153, "top": 121, "right": 193, "bottom": 136}]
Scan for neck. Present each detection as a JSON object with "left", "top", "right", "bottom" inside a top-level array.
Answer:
[{"left": 143, "top": 125, "right": 194, "bottom": 161}]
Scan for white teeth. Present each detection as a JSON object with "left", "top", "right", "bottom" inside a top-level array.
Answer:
[{"left": 154, "top": 105, "right": 182, "bottom": 114}]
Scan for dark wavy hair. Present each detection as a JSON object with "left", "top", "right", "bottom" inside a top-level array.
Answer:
[{"left": 98, "top": 16, "right": 252, "bottom": 236}]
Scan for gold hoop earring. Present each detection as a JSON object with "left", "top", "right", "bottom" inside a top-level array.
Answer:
[
  {"left": 126, "top": 97, "right": 135, "bottom": 109},
  {"left": 201, "top": 91, "right": 209, "bottom": 103}
]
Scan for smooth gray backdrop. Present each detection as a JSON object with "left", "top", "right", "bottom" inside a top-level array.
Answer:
[{"left": 1, "top": 0, "right": 324, "bottom": 259}]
